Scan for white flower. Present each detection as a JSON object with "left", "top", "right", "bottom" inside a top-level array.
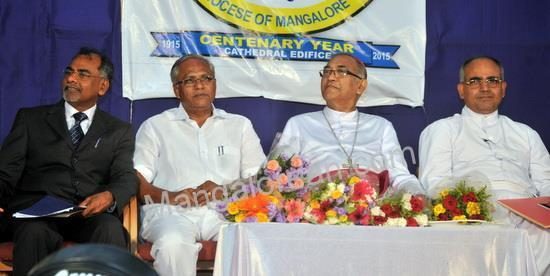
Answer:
[
  {"left": 384, "top": 217, "right": 407, "bottom": 227},
  {"left": 326, "top": 217, "right": 339, "bottom": 225},
  {"left": 401, "top": 193, "right": 412, "bottom": 211},
  {"left": 414, "top": 214, "right": 429, "bottom": 226},
  {"left": 370, "top": 206, "right": 385, "bottom": 217},
  {"left": 336, "top": 183, "right": 346, "bottom": 193}
]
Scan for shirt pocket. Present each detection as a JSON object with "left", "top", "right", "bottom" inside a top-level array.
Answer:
[{"left": 214, "top": 145, "right": 241, "bottom": 172}]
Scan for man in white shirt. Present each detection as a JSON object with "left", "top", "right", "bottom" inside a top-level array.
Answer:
[
  {"left": 133, "top": 55, "right": 265, "bottom": 276},
  {"left": 277, "top": 53, "right": 423, "bottom": 194},
  {"left": 419, "top": 56, "right": 549, "bottom": 275}
]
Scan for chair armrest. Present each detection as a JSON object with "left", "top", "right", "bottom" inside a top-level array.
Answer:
[{"left": 123, "top": 195, "right": 138, "bottom": 255}]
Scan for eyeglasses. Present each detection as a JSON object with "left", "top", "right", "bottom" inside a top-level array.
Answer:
[
  {"left": 463, "top": 77, "right": 503, "bottom": 88},
  {"left": 174, "top": 75, "right": 216, "bottom": 87},
  {"left": 63, "top": 68, "right": 104, "bottom": 81},
  {"left": 319, "top": 68, "right": 364, "bottom": 80}
]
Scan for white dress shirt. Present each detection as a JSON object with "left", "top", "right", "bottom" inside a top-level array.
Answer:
[
  {"left": 277, "top": 106, "right": 423, "bottom": 194},
  {"left": 419, "top": 106, "right": 550, "bottom": 197},
  {"left": 134, "top": 105, "right": 265, "bottom": 276},
  {"left": 134, "top": 104, "right": 266, "bottom": 191},
  {"left": 64, "top": 101, "right": 95, "bottom": 134}
]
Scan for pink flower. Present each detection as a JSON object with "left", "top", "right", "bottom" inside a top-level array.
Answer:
[
  {"left": 284, "top": 199, "right": 305, "bottom": 222},
  {"left": 278, "top": 173, "right": 288, "bottom": 185},
  {"left": 292, "top": 178, "right": 304, "bottom": 189},
  {"left": 266, "top": 159, "right": 280, "bottom": 171},
  {"left": 351, "top": 180, "right": 375, "bottom": 202},
  {"left": 290, "top": 156, "right": 303, "bottom": 168},
  {"left": 349, "top": 205, "right": 370, "bottom": 225}
]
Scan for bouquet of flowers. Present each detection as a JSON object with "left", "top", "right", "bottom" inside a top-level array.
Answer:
[
  {"left": 430, "top": 180, "right": 492, "bottom": 222},
  {"left": 257, "top": 154, "right": 310, "bottom": 223},
  {"left": 217, "top": 154, "right": 310, "bottom": 223},
  {"left": 370, "top": 190, "right": 428, "bottom": 227},
  {"left": 304, "top": 173, "right": 377, "bottom": 225}
]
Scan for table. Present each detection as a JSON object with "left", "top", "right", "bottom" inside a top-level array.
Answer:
[{"left": 213, "top": 223, "right": 537, "bottom": 276}]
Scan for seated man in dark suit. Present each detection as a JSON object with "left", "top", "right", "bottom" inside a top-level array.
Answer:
[{"left": 0, "top": 47, "right": 137, "bottom": 276}]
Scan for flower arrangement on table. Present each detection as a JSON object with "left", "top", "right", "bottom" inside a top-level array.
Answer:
[
  {"left": 303, "top": 174, "right": 377, "bottom": 225},
  {"left": 430, "top": 180, "right": 492, "bottom": 222},
  {"left": 370, "top": 190, "right": 428, "bottom": 227},
  {"left": 217, "top": 155, "right": 432, "bottom": 227},
  {"left": 217, "top": 154, "right": 310, "bottom": 223}
]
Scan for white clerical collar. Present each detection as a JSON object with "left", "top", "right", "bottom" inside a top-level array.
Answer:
[
  {"left": 462, "top": 106, "right": 499, "bottom": 127},
  {"left": 323, "top": 106, "right": 358, "bottom": 123}
]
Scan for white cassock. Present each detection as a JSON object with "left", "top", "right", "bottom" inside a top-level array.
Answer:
[
  {"left": 419, "top": 106, "right": 550, "bottom": 275},
  {"left": 277, "top": 106, "right": 423, "bottom": 194}
]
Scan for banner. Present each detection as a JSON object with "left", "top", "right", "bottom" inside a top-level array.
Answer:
[{"left": 122, "top": 0, "right": 426, "bottom": 107}]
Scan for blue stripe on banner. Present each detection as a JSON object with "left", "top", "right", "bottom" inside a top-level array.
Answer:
[{"left": 151, "top": 31, "right": 400, "bottom": 69}]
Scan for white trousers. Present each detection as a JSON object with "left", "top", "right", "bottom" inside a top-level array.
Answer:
[{"left": 141, "top": 204, "right": 226, "bottom": 276}]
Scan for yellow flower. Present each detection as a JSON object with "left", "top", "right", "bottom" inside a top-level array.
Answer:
[
  {"left": 227, "top": 202, "right": 240, "bottom": 215},
  {"left": 269, "top": 195, "right": 279, "bottom": 205},
  {"left": 433, "top": 203, "right": 446, "bottom": 216},
  {"left": 310, "top": 200, "right": 320, "bottom": 209},
  {"left": 326, "top": 210, "right": 337, "bottom": 218},
  {"left": 257, "top": 212, "right": 269, "bottom": 222},
  {"left": 235, "top": 214, "right": 245, "bottom": 223},
  {"left": 452, "top": 215, "right": 466, "bottom": 221},
  {"left": 331, "top": 190, "right": 343, "bottom": 199},
  {"left": 348, "top": 176, "right": 361, "bottom": 185},
  {"left": 439, "top": 189, "right": 449, "bottom": 197},
  {"left": 466, "top": 202, "right": 480, "bottom": 216},
  {"left": 339, "top": 215, "right": 348, "bottom": 223}
]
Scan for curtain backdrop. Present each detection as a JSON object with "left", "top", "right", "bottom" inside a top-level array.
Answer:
[{"left": 1, "top": 0, "right": 549, "bottom": 173}]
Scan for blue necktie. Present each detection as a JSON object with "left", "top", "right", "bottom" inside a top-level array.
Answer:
[{"left": 69, "top": 112, "right": 87, "bottom": 147}]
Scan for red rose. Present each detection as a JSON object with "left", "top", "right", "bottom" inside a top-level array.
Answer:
[
  {"left": 462, "top": 192, "right": 478, "bottom": 203},
  {"left": 372, "top": 215, "right": 387, "bottom": 225},
  {"left": 388, "top": 209, "right": 401, "bottom": 218},
  {"left": 442, "top": 195, "right": 458, "bottom": 211},
  {"left": 438, "top": 213, "right": 449, "bottom": 221},
  {"left": 451, "top": 208, "right": 463, "bottom": 217},
  {"left": 380, "top": 204, "right": 393, "bottom": 215},
  {"left": 469, "top": 214, "right": 484, "bottom": 220},
  {"left": 311, "top": 209, "right": 326, "bottom": 223},
  {"left": 320, "top": 200, "right": 332, "bottom": 211},
  {"left": 410, "top": 196, "right": 424, "bottom": 212},
  {"left": 406, "top": 217, "right": 419, "bottom": 227}
]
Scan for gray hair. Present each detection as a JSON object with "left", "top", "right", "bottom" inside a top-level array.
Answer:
[
  {"left": 329, "top": 53, "right": 367, "bottom": 79},
  {"left": 170, "top": 54, "right": 216, "bottom": 83},
  {"left": 459, "top": 55, "right": 504, "bottom": 82}
]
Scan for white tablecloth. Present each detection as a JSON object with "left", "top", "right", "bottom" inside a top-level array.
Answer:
[{"left": 214, "top": 223, "right": 537, "bottom": 276}]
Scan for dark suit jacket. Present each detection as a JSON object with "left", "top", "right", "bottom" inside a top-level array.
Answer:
[{"left": 0, "top": 101, "right": 137, "bottom": 216}]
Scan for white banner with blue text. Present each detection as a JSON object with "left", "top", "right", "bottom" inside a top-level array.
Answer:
[{"left": 122, "top": 0, "right": 425, "bottom": 107}]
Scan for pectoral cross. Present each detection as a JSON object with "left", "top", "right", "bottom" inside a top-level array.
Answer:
[{"left": 343, "top": 158, "right": 355, "bottom": 169}]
